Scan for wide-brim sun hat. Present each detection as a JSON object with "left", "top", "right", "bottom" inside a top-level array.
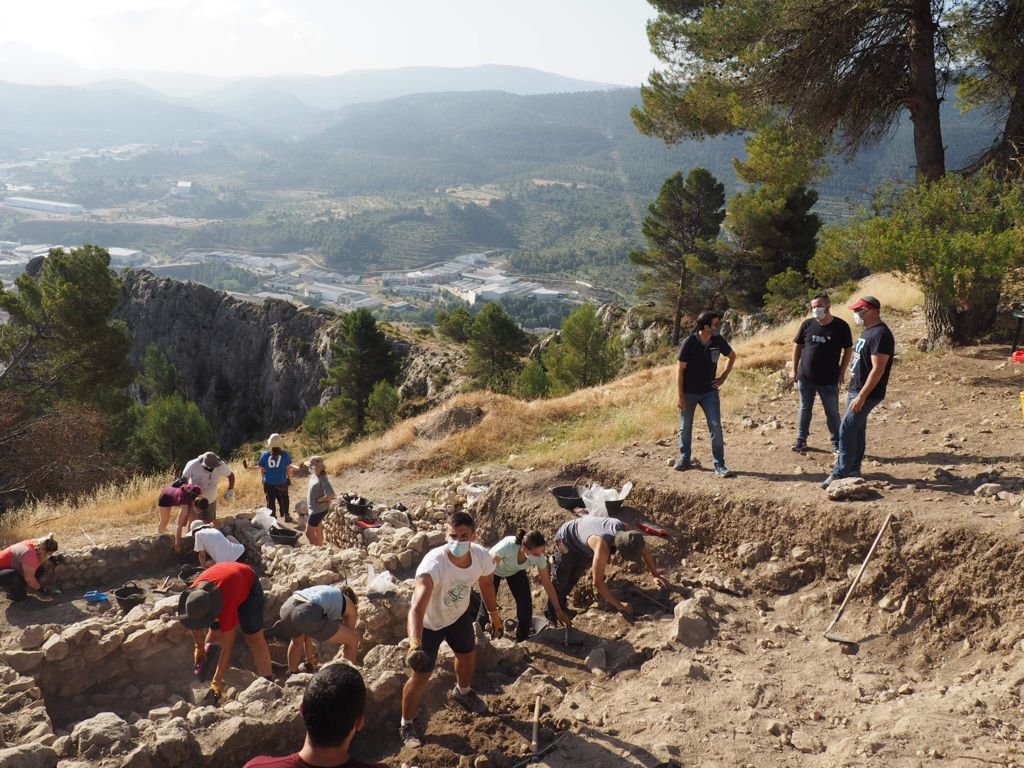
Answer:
[
  {"left": 614, "top": 530, "right": 645, "bottom": 563},
  {"left": 177, "top": 581, "right": 223, "bottom": 630},
  {"left": 267, "top": 433, "right": 283, "bottom": 448}
]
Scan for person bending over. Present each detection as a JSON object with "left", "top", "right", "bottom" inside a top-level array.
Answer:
[{"left": 279, "top": 585, "right": 362, "bottom": 671}]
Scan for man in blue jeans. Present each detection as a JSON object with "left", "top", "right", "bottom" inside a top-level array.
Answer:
[
  {"left": 791, "top": 293, "right": 853, "bottom": 453},
  {"left": 675, "top": 310, "right": 737, "bottom": 477},
  {"left": 822, "top": 296, "right": 895, "bottom": 489}
]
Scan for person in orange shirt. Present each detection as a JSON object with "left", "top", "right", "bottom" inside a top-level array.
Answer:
[{"left": 0, "top": 534, "right": 60, "bottom": 602}]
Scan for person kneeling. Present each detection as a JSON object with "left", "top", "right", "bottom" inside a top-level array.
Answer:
[
  {"left": 243, "top": 663, "right": 390, "bottom": 768},
  {"left": 279, "top": 585, "right": 362, "bottom": 672},
  {"left": 190, "top": 520, "right": 245, "bottom": 567}
]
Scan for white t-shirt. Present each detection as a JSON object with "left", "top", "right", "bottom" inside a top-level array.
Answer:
[
  {"left": 181, "top": 457, "right": 233, "bottom": 501},
  {"left": 415, "top": 543, "right": 495, "bottom": 631},
  {"left": 193, "top": 528, "right": 245, "bottom": 564}
]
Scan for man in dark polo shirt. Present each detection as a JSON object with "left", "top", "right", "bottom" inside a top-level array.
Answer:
[
  {"left": 821, "top": 296, "right": 895, "bottom": 489},
  {"left": 791, "top": 293, "right": 853, "bottom": 453},
  {"left": 675, "top": 310, "right": 738, "bottom": 477}
]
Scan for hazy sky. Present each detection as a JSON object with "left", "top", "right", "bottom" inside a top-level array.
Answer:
[{"left": 0, "top": 0, "right": 662, "bottom": 84}]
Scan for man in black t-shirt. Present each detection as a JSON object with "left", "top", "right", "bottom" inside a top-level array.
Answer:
[
  {"left": 822, "top": 296, "right": 896, "bottom": 489},
  {"left": 675, "top": 310, "right": 738, "bottom": 477},
  {"left": 791, "top": 293, "right": 853, "bottom": 453}
]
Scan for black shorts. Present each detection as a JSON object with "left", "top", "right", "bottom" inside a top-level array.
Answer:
[
  {"left": 307, "top": 510, "right": 329, "bottom": 527},
  {"left": 420, "top": 609, "right": 475, "bottom": 672},
  {"left": 237, "top": 577, "right": 265, "bottom": 635}
]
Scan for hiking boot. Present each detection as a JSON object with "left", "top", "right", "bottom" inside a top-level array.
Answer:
[
  {"left": 713, "top": 465, "right": 735, "bottom": 478},
  {"left": 283, "top": 514, "right": 295, "bottom": 523},
  {"left": 450, "top": 686, "right": 488, "bottom": 715},
  {"left": 791, "top": 439, "right": 807, "bottom": 452},
  {"left": 673, "top": 458, "right": 691, "bottom": 471},
  {"left": 399, "top": 721, "right": 421, "bottom": 749}
]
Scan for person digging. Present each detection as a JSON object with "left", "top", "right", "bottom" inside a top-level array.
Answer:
[
  {"left": 177, "top": 561, "right": 273, "bottom": 703},
  {"left": 0, "top": 534, "right": 62, "bottom": 602},
  {"left": 545, "top": 515, "right": 668, "bottom": 622},
  {"left": 400, "top": 511, "right": 502, "bottom": 749},
  {"left": 278, "top": 584, "right": 362, "bottom": 672}
]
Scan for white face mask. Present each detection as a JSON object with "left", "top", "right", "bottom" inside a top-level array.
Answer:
[
  {"left": 854, "top": 313, "right": 865, "bottom": 326},
  {"left": 447, "top": 539, "right": 470, "bottom": 557},
  {"left": 812, "top": 307, "right": 827, "bottom": 320}
]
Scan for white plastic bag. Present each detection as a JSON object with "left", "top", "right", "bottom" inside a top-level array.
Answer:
[
  {"left": 367, "top": 564, "right": 399, "bottom": 596},
  {"left": 251, "top": 507, "right": 275, "bottom": 530},
  {"left": 581, "top": 481, "right": 633, "bottom": 517}
]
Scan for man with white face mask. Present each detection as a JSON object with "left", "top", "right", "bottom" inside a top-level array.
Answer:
[
  {"left": 822, "top": 295, "right": 895, "bottom": 489},
  {"left": 400, "top": 511, "right": 500, "bottom": 749},
  {"left": 791, "top": 293, "right": 853, "bottom": 453}
]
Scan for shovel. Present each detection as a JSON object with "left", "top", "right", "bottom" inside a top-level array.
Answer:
[{"left": 823, "top": 513, "right": 896, "bottom": 648}]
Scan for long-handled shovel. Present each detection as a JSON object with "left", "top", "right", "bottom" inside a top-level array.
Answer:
[{"left": 823, "top": 513, "right": 896, "bottom": 647}]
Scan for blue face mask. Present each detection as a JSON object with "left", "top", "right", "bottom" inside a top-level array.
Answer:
[{"left": 448, "top": 539, "right": 470, "bottom": 557}]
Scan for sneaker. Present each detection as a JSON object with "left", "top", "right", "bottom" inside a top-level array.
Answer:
[
  {"left": 821, "top": 474, "right": 839, "bottom": 489},
  {"left": 673, "top": 458, "right": 692, "bottom": 471},
  {"left": 283, "top": 514, "right": 295, "bottom": 523},
  {"left": 791, "top": 439, "right": 807, "bottom": 452},
  {"left": 713, "top": 465, "right": 735, "bottom": 478},
  {"left": 450, "top": 686, "right": 488, "bottom": 714},
  {"left": 399, "top": 721, "right": 421, "bottom": 749}
]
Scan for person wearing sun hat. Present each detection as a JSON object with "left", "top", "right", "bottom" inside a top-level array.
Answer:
[
  {"left": 180, "top": 451, "right": 235, "bottom": 520},
  {"left": 305, "top": 455, "right": 336, "bottom": 546},
  {"left": 178, "top": 561, "right": 273, "bottom": 702},
  {"left": 245, "top": 433, "right": 304, "bottom": 523},
  {"left": 189, "top": 519, "right": 246, "bottom": 567},
  {"left": 821, "top": 296, "right": 895, "bottom": 489}
]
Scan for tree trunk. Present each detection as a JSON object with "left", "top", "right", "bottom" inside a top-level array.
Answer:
[
  {"left": 672, "top": 263, "right": 687, "bottom": 347},
  {"left": 990, "top": 60, "right": 1024, "bottom": 179},
  {"left": 907, "top": 0, "right": 946, "bottom": 181},
  {"left": 923, "top": 286, "right": 1002, "bottom": 349},
  {"left": 923, "top": 293, "right": 957, "bottom": 349}
]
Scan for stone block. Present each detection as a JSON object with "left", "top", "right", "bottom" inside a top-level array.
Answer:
[
  {"left": 0, "top": 743, "right": 58, "bottom": 768},
  {"left": 70, "top": 712, "right": 131, "bottom": 754},
  {"left": 236, "top": 677, "right": 282, "bottom": 705},
  {"left": 3, "top": 650, "right": 44, "bottom": 674},
  {"left": 41, "top": 635, "right": 68, "bottom": 662},
  {"left": 670, "top": 598, "right": 715, "bottom": 648},
  {"left": 736, "top": 541, "right": 771, "bottom": 568},
  {"left": 19, "top": 626, "right": 46, "bottom": 650}
]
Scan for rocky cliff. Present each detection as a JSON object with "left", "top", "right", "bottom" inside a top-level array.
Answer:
[{"left": 115, "top": 271, "right": 339, "bottom": 450}]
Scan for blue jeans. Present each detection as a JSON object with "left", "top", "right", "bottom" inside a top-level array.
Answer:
[
  {"left": 679, "top": 390, "right": 725, "bottom": 467},
  {"left": 796, "top": 381, "right": 841, "bottom": 448},
  {"left": 834, "top": 390, "right": 880, "bottom": 477}
]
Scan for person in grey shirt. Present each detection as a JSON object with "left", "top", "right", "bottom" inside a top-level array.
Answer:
[
  {"left": 545, "top": 515, "right": 667, "bottom": 621},
  {"left": 305, "top": 456, "right": 336, "bottom": 546}
]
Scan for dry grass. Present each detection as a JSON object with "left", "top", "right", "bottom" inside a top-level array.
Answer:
[{"left": 2, "top": 273, "right": 923, "bottom": 542}]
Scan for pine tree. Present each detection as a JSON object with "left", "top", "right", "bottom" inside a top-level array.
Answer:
[
  {"left": 543, "top": 304, "right": 621, "bottom": 395},
  {"left": 322, "top": 309, "right": 400, "bottom": 432},
  {"left": 466, "top": 303, "right": 530, "bottom": 392}
]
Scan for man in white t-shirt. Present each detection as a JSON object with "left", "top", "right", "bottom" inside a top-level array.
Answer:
[
  {"left": 180, "top": 452, "right": 235, "bottom": 521},
  {"left": 190, "top": 520, "right": 245, "bottom": 567},
  {"left": 399, "top": 511, "right": 501, "bottom": 749}
]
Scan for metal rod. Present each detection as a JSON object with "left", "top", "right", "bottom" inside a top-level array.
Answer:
[
  {"left": 81, "top": 528, "right": 96, "bottom": 547},
  {"left": 823, "top": 513, "right": 896, "bottom": 642},
  {"left": 531, "top": 694, "right": 542, "bottom": 754}
]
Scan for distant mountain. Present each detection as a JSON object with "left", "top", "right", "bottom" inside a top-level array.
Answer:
[
  {"left": 189, "top": 83, "right": 330, "bottom": 139},
  {"left": 0, "top": 82, "right": 264, "bottom": 152}
]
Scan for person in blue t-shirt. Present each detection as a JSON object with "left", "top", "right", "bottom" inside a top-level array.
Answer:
[{"left": 245, "top": 433, "right": 303, "bottom": 522}]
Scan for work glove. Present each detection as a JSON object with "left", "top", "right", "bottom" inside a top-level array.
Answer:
[
  {"left": 488, "top": 611, "right": 504, "bottom": 640},
  {"left": 193, "top": 644, "right": 207, "bottom": 676},
  {"left": 406, "top": 638, "right": 431, "bottom": 673},
  {"left": 207, "top": 680, "right": 223, "bottom": 704},
  {"left": 224, "top": 489, "right": 235, "bottom": 502}
]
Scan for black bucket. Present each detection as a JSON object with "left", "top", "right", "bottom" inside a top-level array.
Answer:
[
  {"left": 113, "top": 581, "right": 146, "bottom": 612},
  {"left": 179, "top": 565, "right": 204, "bottom": 584},
  {"left": 345, "top": 497, "right": 371, "bottom": 516},
  {"left": 269, "top": 525, "right": 301, "bottom": 546},
  {"left": 550, "top": 485, "right": 583, "bottom": 510}
]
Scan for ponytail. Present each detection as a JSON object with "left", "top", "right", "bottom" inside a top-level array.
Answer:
[
  {"left": 514, "top": 528, "right": 527, "bottom": 545},
  {"left": 37, "top": 533, "right": 58, "bottom": 552},
  {"left": 341, "top": 585, "right": 357, "bottom": 605},
  {"left": 522, "top": 530, "right": 546, "bottom": 550}
]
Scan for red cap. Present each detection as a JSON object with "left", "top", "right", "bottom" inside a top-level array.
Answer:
[{"left": 848, "top": 295, "right": 880, "bottom": 311}]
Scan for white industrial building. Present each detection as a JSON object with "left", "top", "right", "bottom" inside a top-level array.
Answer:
[{"left": 3, "top": 197, "right": 83, "bottom": 214}]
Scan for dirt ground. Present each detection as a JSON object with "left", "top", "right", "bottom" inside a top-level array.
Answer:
[{"left": 7, "top": 322, "right": 1024, "bottom": 767}]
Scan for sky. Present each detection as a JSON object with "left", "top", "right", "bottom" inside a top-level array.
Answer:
[{"left": 0, "top": 0, "right": 662, "bottom": 85}]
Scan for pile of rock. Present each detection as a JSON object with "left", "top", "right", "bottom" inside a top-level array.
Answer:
[{"left": 44, "top": 536, "right": 181, "bottom": 590}]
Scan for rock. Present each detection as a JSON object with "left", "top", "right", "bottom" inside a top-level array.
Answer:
[
  {"left": 974, "top": 482, "right": 1003, "bottom": 497},
  {"left": 684, "top": 662, "right": 709, "bottom": 681},
  {"left": 670, "top": 599, "right": 715, "bottom": 647},
  {"left": 765, "top": 719, "right": 792, "bottom": 737},
  {"left": 826, "top": 477, "right": 874, "bottom": 501},
  {"left": 736, "top": 541, "right": 771, "bottom": 568},
  {"left": 3, "top": 650, "right": 44, "bottom": 674},
  {"left": 0, "top": 743, "right": 58, "bottom": 768},
  {"left": 585, "top": 647, "right": 608, "bottom": 674},
  {"left": 149, "top": 718, "right": 201, "bottom": 765},
  {"left": 790, "top": 545, "right": 812, "bottom": 562},
  {"left": 70, "top": 712, "right": 131, "bottom": 754},
  {"left": 41, "top": 635, "right": 68, "bottom": 662},
  {"left": 19, "top": 626, "right": 46, "bottom": 650},
  {"left": 381, "top": 511, "right": 412, "bottom": 529},
  {"left": 790, "top": 730, "right": 825, "bottom": 754},
  {"left": 236, "top": 677, "right": 282, "bottom": 705}
]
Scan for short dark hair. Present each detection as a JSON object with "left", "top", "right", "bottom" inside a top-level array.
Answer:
[
  {"left": 694, "top": 311, "right": 721, "bottom": 332},
  {"left": 446, "top": 510, "right": 475, "bottom": 531},
  {"left": 302, "top": 663, "right": 366, "bottom": 747},
  {"left": 194, "top": 496, "right": 209, "bottom": 511},
  {"left": 811, "top": 293, "right": 830, "bottom": 305}
]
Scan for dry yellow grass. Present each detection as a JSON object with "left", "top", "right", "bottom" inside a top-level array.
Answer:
[{"left": 1, "top": 273, "right": 923, "bottom": 543}]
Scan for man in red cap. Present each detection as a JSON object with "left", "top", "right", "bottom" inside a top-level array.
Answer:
[{"left": 821, "top": 296, "right": 895, "bottom": 489}]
